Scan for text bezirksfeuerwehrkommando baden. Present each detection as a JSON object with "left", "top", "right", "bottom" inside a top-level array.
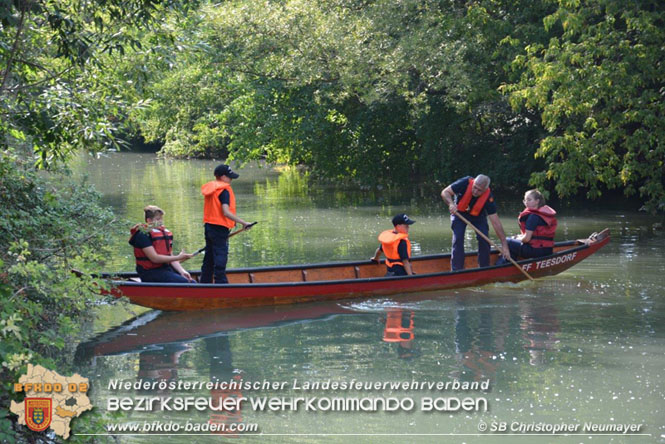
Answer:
[{"left": 106, "top": 379, "right": 490, "bottom": 413}]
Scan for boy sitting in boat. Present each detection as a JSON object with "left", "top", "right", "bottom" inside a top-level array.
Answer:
[
  {"left": 371, "top": 214, "right": 416, "bottom": 276},
  {"left": 129, "top": 205, "right": 194, "bottom": 283}
]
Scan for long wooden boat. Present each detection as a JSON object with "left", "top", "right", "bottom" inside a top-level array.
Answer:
[{"left": 106, "top": 229, "right": 610, "bottom": 311}]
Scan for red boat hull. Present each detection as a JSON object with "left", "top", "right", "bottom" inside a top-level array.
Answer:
[{"left": 109, "top": 230, "right": 610, "bottom": 311}]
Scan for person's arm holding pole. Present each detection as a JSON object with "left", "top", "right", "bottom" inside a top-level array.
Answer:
[
  {"left": 488, "top": 213, "right": 511, "bottom": 261},
  {"left": 441, "top": 186, "right": 458, "bottom": 215},
  {"left": 222, "top": 204, "right": 253, "bottom": 229},
  {"left": 454, "top": 211, "right": 534, "bottom": 281}
]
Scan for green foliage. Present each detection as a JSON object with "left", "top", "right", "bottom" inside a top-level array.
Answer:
[
  {"left": 122, "top": 0, "right": 545, "bottom": 192},
  {"left": 5, "top": 0, "right": 663, "bottom": 212},
  {"left": 0, "top": 151, "right": 118, "bottom": 438},
  {"left": 0, "top": 0, "right": 197, "bottom": 168},
  {"left": 505, "top": 0, "right": 665, "bottom": 212},
  {"left": 112, "top": 0, "right": 663, "bottom": 209}
]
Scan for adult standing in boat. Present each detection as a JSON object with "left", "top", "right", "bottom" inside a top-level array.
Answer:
[
  {"left": 129, "top": 205, "right": 194, "bottom": 283},
  {"left": 440, "top": 174, "right": 510, "bottom": 270},
  {"left": 201, "top": 164, "right": 253, "bottom": 284},
  {"left": 501, "top": 189, "right": 557, "bottom": 261},
  {"left": 371, "top": 214, "right": 416, "bottom": 276}
]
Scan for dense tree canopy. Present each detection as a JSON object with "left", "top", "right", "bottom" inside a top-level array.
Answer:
[
  {"left": 0, "top": 1, "right": 193, "bottom": 439},
  {"left": 505, "top": 0, "right": 665, "bottom": 211},
  {"left": 112, "top": 0, "right": 663, "bottom": 210},
  {"left": 126, "top": 0, "right": 549, "bottom": 191},
  {"left": 2, "top": 0, "right": 664, "bottom": 207},
  {"left": 0, "top": 0, "right": 195, "bottom": 166}
]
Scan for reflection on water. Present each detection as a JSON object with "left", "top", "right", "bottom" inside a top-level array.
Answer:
[
  {"left": 76, "top": 281, "right": 665, "bottom": 441},
  {"left": 72, "top": 152, "right": 665, "bottom": 441}
]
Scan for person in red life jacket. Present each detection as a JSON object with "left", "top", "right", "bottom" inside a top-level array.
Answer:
[
  {"left": 371, "top": 214, "right": 416, "bottom": 276},
  {"left": 201, "top": 164, "right": 253, "bottom": 284},
  {"left": 502, "top": 189, "right": 557, "bottom": 261},
  {"left": 128, "top": 205, "right": 194, "bottom": 283},
  {"left": 441, "top": 174, "right": 510, "bottom": 270}
]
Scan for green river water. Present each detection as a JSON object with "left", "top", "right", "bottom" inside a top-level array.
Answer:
[{"left": 70, "top": 152, "right": 665, "bottom": 443}]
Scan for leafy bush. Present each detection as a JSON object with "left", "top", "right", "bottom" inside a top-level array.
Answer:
[{"left": 0, "top": 151, "right": 118, "bottom": 440}]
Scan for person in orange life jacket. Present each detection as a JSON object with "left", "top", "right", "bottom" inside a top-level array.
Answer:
[
  {"left": 200, "top": 164, "right": 253, "bottom": 284},
  {"left": 371, "top": 214, "right": 416, "bottom": 276},
  {"left": 128, "top": 205, "right": 194, "bottom": 283},
  {"left": 497, "top": 189, "right": 557, "bottom": 264},
  {"left": 441, "top": 174, "right": 510, "bottom": 271}
]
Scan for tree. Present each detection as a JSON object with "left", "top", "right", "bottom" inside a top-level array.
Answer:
[
  {"left": 504, "top": 0, "right": 665, "bottom": 211},
  {"left": 130, "top": 0, "right": 551, "bottom": 191},
  {"left": 0, "top": 0, "right": 195, "bottom": 167}
]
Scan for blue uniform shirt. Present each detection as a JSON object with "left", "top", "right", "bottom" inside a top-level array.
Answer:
[
  {"left": 524, "top": 213, "right": 547, "bottom": 231},
  {"left": 218, "top": 189, "right": 230, "bottom": 206},
  {"left": 129, "top": 230, "right": 153, "bottom": 249}
]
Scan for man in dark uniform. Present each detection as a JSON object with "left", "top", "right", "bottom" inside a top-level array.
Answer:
[{"left": 440, "top": 174, "right": 510, "bottom": 270}]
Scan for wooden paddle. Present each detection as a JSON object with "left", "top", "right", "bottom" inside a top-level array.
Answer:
[
  {"left": 192, "top": 221, "right": 258, "bottom": 256},
  {"left": 453, "top": 211, "right": 535, "bottom": 281}
]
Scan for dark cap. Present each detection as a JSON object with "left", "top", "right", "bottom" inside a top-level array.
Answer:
[
  {"left": 214, "top": 164, "right": 239, "bottom": 179},
  {"left": 392, "top": 213, "right": 415, "bottom": 226}
]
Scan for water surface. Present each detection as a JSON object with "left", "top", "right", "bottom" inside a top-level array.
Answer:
[{"left": 72, "top": 152, "right": 665, "bottom": 442}]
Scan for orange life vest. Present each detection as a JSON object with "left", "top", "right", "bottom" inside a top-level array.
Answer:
[
  {"left": 202, "top": 181, "right": 236, "bottom": 228},
  {"left": 130, "top": 225, "right": 173, "bottom": 270},
  {"left": 456, "top": 178, "right": 491, "bottom": 216},
  {"left": 378, "top": 230, "right": 411, "bottom": 268},
  {"left": 518, "top": 206, "right": 557, "bottom": 248},
  {"left": 383, "top": 309, "right": 415, "bottom": 343}
]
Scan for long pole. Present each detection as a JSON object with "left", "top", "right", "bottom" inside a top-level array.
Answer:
[
  {"left": 192, "top": 222, "right": 258, "bottom": 256},
  {"left": 454, "top": 211, "right": 535, "bottom": 281}
]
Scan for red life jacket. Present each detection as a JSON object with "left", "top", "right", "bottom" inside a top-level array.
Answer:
[
  {"left": 378, "top": 230, "right": 411, "bottom": 268},
  {"left": 457, "top": 178, "right": 491, "bottom": 216},
  {"left": 518, "top": 206, "right": 557, "bottom": 248},
  {"left": 130, "top": 224, "right": 173, "bottom": 270}
]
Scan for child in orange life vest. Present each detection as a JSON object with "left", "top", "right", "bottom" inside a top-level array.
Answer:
[
  {"left": 371, "top": 214, "right": 416, "bottom": 276},
  {"left": 501, "top": 189, "right": 557, "bottom": 262},
  {"left": 200, "top": 164, "right": 253, "bottom": 284},
  {"left": 129, "top": 205, "right": 194, "bottom": 283}
]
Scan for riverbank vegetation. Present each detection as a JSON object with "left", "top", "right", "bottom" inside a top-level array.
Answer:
[
  {"left": 0, "top": 0, "right": 192, "bottom": 439},
  {"left": 0, "top": 152, "right": 117, "bottom": 441},
  {"left": 114, "top": 0, "right": 664, "bottom": 212},
  {"left": 2, "top": 1, "right": 663, "bottom": 210}
]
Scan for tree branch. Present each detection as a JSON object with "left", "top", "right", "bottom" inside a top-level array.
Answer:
[{"left": 0, "top": 1, "right": 28, "bottom": 96}]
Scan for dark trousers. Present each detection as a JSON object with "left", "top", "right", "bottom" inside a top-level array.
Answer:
[
  {"left": 137, "top": 265, "right": 189, "bottom": 283},
  {"left": 385, "top": 264, "right": 407, "bottom": 277},
  {"left": 201, "top": 223, "right": 230, "bottom": 284},
  {"left": 504, "top": 239, "right": 552, "bottom": 259},
  {"left": 451, "top": 214, "right": 489, "bottom": 270}
]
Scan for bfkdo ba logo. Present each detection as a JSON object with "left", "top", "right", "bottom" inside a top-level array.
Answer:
[{"left": 25, "top": 398, "right": 52, "bottom": 432}]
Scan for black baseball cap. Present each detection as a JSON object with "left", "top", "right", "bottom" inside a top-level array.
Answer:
[
  {"left": 214, "top": 164, "right": 239, "bottom": 179},
  {"left": 392, "top": 213, "right": 416, "bottom": 226}
]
